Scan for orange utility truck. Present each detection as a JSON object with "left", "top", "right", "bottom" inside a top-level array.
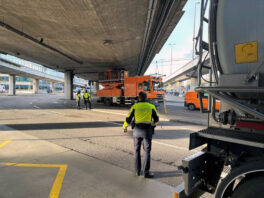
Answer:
[
  {"left": 97, "top": 69, "right": 164, "bottom": 105},
  {"left": 184, "top": 91, "right": 220, "bottom": 111}
]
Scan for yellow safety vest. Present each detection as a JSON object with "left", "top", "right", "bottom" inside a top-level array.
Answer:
[
  {"left": 83, "top": 92, "right": 90, "bottom": 99},
  {"left": 123, "top": 102, "right": 159, "bottom": 129},
  {"left": 76, "top": 93, "right": 81, "bottom": 101}
]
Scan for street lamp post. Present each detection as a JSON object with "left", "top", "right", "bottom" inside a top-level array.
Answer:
[
  {"left": 168, "top": 43, "right": 176, "bottom": 75},
  {"left": 193, "top": 2, "right": 200, "bottom": 60}
]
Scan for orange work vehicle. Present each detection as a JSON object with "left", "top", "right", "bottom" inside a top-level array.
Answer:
[
  {"left": 97, "top": 70, "right": 164, "bottom": 105},
  {"left": 184, "top": 91, "right": 220, "bottom": 111}
]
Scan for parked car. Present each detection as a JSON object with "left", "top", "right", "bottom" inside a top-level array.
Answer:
[{"left": 184, "top": 91, "right": 220, "bottom": 111}]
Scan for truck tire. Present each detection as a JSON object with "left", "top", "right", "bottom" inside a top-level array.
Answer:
[
  {"left": 215, "top": 161, "right": 264, "bottom": 198},
  {"left": 131, "top": 98, "right": 135, "bottom": 105},
  {"left": 231, "top": 176, "right": 264, "bottom": 198},
  {"left": 188, "top": 103, "right": 195, "bottom": 111},
  {"left": 104, "top": 98, "right": 112, "bottom": 106}
]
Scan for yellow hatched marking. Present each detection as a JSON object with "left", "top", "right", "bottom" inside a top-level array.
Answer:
[
  {"left": 0, "top": 139, "right": 11, "bottom": 148},
  {"left": 2, "top": 163, "right": 68, "bottom": 198}
]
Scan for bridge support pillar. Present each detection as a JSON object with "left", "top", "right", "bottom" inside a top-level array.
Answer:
[
  {"left": 190, "top": 77, "right": 198, "bottom": 90},
  {"left": 50, "top": 82, "right": 55, "bottom": 93},
  {"left": 9, "top": 74, "right": 16, "bottom": 95},
  {"left": 33, "top": 79, "right": 39, "bottom": 94},
  {"left": 94, "top": 81, "right": 99, "bottom": 91},
  {"left": 176, "top": 81, "right": 182, "bottom": 92},
  {"left": 64, "top": 70, "right": 73, "bottom": 100}
]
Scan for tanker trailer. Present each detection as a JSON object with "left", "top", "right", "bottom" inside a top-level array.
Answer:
[{"left": 175, "top": 0, "right": 264, "bottom": 197}]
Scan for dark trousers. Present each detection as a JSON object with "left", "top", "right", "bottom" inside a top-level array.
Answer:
[
  {"left": 77, "top": 100, "right": 81, "bottom": 109},
  {"left": 84, "top": 99, "right": 91, "bottom": 109},
  {"left": 133, "top": 136, "right": 152, "bottom": 173}
]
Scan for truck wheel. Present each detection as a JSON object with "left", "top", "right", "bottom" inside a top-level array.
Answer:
[
  {"left": 105, "top": 99, "right": 112, "bottom": 106},
  {"left": 188, "top": 104, "right": 195, "bottom": 111},
  {"left": 131, "top": 98, "right": 135, "bottom": 105},
  {"left": 231, "top": 176, "right": 264, "bottom": 198}
]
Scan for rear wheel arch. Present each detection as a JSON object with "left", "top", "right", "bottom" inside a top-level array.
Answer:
[
  {"left": 188, "top": 103, "right": 196, "bottom": 110},
  {"left": 215, "top": 160, "right": 264, "bottom": 198}
]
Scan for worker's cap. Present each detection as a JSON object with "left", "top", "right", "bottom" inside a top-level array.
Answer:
[{"left": 139, "top": 91, "right": 147, "bottom": 101}]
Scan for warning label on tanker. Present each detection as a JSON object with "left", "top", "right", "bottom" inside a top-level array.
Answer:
[{"left": 235, "top": 41, "right": 258, "bottom": 64}]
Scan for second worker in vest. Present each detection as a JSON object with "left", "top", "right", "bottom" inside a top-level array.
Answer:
[
  {"left": 83, "top": 89, "right": 92, "bottom": 110},
  {"left": 76, "top": 90, "right": 81, "bottom": 110},
  {"left": 123, "top": 91, "right": 159, "bottom": 178}
]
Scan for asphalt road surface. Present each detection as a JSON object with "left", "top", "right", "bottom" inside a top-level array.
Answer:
[{"left": 0, "top": 93, "right": 207, "bottom": 198}]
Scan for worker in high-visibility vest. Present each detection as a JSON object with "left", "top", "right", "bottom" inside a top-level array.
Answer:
[
  {"left": 123, "top": 91, "right": 159, "bottom": 178},
  {"left": 83, "top": 89, "right": 92, "bottom": 110},
  {"left": 76, "top": 90, "right": 81, "bottom": 109}
]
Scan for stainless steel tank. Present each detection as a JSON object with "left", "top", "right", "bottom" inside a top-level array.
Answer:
[{"left": 216, "top": 0, "right": 264, "bottom": 76}]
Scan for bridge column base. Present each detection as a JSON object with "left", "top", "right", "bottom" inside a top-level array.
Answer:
[
  {"left": 33, "top": 79, "right": 39, "bottom": 94},
  {"left": 9, "top": 74, "right": 16, "bottom": 95},
  {"left": 64, "top": 70, "right": 73, "bottom": 100},
  {"left": 50, "top": 82, "right": 55, "bottom": 93},
  {"left": 190, "top": 77, "right": 198, "bottom": 91}
]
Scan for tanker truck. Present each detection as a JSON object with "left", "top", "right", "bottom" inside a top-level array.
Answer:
[{"left": 175, "top": 0, "right": 264, "bottom": 197}]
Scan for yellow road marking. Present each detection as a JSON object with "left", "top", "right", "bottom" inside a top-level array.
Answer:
[
  {"left": 0, "top": 139, "right": 11, "bottom": 148},
  {"left": 2, "top": 163, "right": 67, "bottom": 198}
]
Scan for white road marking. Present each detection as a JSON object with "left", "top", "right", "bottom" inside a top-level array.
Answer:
[
  {"left": 45, "top": 110, "right": 194, "bottom": 151},
  {"left": 33, "top": 105, "right": 40, "bottom": 109},
  {"left": 99, "top": 120, "right": 194, "bottom": 151},
  {"left": 92, "top": 109, "right": 169, "bottom": 121},
  {"left": 152, "top": 140, "right": 189, "bottom": 151}
]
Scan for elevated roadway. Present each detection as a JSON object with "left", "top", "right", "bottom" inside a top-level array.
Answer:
[
  {"left": 0, "top": 0, "right": 186, "bottom": 80},
  {"left": 0, "top": 58, "right": 86, "bottom": 95},
  {"left": 163, "top": 52, "right": 210, "bottom": 91}
]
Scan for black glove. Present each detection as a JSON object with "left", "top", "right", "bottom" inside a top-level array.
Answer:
[
  {"left": 131, "top": 120, "right": 135, "bottom": 129},
  {"left": 151, "top": 126, "right": 156, "bottom": 135}
]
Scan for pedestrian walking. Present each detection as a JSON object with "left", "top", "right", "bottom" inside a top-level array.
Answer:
[
  {"left": 76, "top": 90, "right": 81, "bottom": 109},
  {"left": 83, "top": 89, "right": 92, "bottom": 110},
  {"left": 123, "top": 91, "right": 159, "bottom": 178}
]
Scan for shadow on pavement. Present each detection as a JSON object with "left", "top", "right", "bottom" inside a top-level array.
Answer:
[
  {"left": 4, "top": 121, "right": 121, "bottom": 131},
  {"left": 6, "top": 134, "right": 126, "bottom": 141},
  {"left": 152, "top": 170, "right": 182, "bottom": 179}
]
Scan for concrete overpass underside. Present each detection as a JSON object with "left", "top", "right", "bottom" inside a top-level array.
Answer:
[{"left": 0, "top": 0, "right": 186, "bottom": 80}]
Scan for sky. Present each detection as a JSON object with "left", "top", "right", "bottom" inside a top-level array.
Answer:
[{"left": 145, "top": 0, "right": 204, "bottom": 77}]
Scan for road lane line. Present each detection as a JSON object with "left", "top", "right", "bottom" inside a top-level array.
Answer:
[
  {"left": 0, "top": 139, "right": 11, "bottom": 148},
  {"left": 2, "top": 163, "right": 67, "bottom": 198},
  {"left": 97, "top": 121, "right": 194, "bottom": 151},
  {"left": 92, "top": 109, "right": 170, "bottom": 121},
  {"left": 33, "top": 105, "right": 40, "bottom": 109},
  {"left": 152, "top": 140, "right": 189, "bottom": 151}
]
